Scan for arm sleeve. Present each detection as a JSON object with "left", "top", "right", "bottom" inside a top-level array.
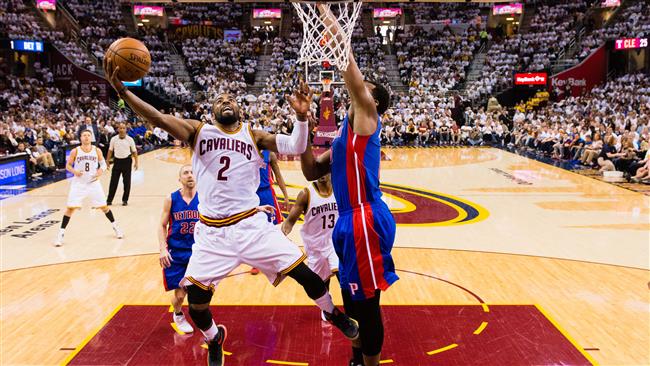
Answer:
[{"left": 275, "top": 118, "right": 308, "bottom": 155}]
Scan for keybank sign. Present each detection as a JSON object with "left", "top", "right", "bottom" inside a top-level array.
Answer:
[{"left": 0, "top": 159, "right": 27, "bottom": 185}]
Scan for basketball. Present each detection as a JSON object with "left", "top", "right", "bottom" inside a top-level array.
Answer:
[{"left": 105, "top": 38, "right": 151, "bottom": 82}]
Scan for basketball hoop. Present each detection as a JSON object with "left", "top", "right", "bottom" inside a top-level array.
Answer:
[
  {"left": 292, "top": 0, "right": 362, "bottom": 72},
  {"left": 322, "top": 78, "right": 332, "bottom": 93}
]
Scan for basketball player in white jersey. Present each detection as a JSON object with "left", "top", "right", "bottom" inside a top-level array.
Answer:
[
  {"left": 282, "top": 173, "right": 339, "bottom": 321},
  {"left": 54, "top": 130, "right": 123, "bottom": 246},
  {"left": 104, "top": 58, "right": 358, "bottom": 366}
]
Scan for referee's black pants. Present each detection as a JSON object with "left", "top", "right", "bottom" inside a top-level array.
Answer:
[{"left": 107, "top": 156, "right": 132, "bottom": 204}]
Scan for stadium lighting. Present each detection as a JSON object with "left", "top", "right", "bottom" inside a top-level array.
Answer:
[
  {"left": 137, "top": 23, "right": 143, "bottom": 26},
  {"left": 506, "top": 17, "right": 514, "bottom": 21},
  {"left": 264, "top": 21, "right": 272, "bottom": 24},
  {"left": 142, "top": 19, "right": 150, "bottom": 22}
]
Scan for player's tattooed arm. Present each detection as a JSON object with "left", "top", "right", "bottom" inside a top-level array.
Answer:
[
  {"left": 281, "top": 188, "right": 309, "bottom": 236},
  {"left": 103, "top": 57, "right": 201, "bottom": 144}
]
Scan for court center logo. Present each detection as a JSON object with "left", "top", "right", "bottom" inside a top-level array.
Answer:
[{"left": 380, "top": 183, "right": 489, "bottom": 226}]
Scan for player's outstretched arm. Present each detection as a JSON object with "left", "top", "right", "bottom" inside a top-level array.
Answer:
[
  {"left": 104, "top": 58, "right": 200, "bottom": 144},
  {"left": 253, "top": 82, "right": 312, "bottom": 154},
  {"left": 281, "top": 188, "right": 309, "bottom": 236},
  {"left": 318, "top": 7, "right": 377, "bottom": 136}
]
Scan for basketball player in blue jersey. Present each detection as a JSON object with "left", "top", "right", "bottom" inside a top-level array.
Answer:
[
  {"left": 158, "top": 164, "right": 199, "bottom": 334},
  {"left": 105, "top": 57, "right": 358, "bottom": 366},
  {"left": 256, "top": 149, "right": 289, "bottom": 224},
  {"left": 299, "top": 7, "right": 397, "bottom": 366}
]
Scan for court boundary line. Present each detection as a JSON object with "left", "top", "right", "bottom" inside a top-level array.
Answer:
[
  {"left": 535, "top": 304, "right": 599, "bottom": 366},
  {"left": 3, "top": 245, "right": 647, "bottom": 274},
  {"left": 59, "top": 304, "right": 124, "bottom": 366}
]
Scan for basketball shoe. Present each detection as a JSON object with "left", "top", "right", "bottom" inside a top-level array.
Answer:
[
  {"left": 113, "top": 224, "right": 124, "bottom": 239},
  {"left": 53, "top": 230, "right": 64, "bottom": 247},
  {"left": 207, "top": 324, "right": 227, "bottom": 366},
  {"left": 324, "top": 307, "right": 359, "bottom": 340},
  {"left": 173, "top": 312, "right": 193, "bottom": 333}
]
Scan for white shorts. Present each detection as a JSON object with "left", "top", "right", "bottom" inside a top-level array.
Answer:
[
  {"left": 305, "top": 239, "right": 339, "bottom": 281},
  {"left": 66, "top": 180, "right": 107, "bottom": 208},
  {"left": 181, "top": 212, "right": 306, "bottom": 290}
]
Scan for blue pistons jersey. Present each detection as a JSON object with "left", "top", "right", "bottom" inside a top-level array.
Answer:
[{"left": 167, "top": 190, "right": 199, "bottom": 263}]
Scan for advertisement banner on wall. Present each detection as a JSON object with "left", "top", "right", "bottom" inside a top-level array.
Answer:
[
  {"left": 133, "top": 5, "right": 164, "bottom": 16},
  {"left": 514, "top": 72, "right": 547, "bottom": 85},
  {"left": 493, "top": 3, "right": 523, "bottom": 15},
  {"left": 253, "top": 9, "right": 281, "bottom": 19},
  {"left": 0, "top": 157, "right": 27, "bottom": 186},
  {"left": 173, "top": 25, "right": 223, "bottom": 39},
  {"left": 36, "top": 0, "right": 56, "bottom": 11},
  {"left": 373, "top": 8, "right": 402, "bottom": 18},
  {"left": 50, "top": 45, "right": 109, "bottom": 104},
  {"left": 549, "top": 45, "right": 607, "bottom": 98}
]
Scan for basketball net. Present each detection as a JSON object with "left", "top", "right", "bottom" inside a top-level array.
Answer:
[{"left": 292, "top": 1, "right": 362, "bottom": 72}]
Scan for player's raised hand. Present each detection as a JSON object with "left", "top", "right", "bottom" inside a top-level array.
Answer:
[
  {"left": 287, "top": 81, "right": 313, "bottom": 119},
  {"left": 103, "top": 57, "right": 125, "bottom": 94},
  {"left": 159, "top": 248, "right": 172, "bottom": 268}
]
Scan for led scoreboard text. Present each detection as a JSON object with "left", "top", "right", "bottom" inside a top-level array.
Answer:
[{"left": 614, "top": 38, "right": 648, "bottom": 50}]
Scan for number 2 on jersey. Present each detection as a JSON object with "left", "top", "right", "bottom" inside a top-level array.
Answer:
[
  {"left": 217, "top": 156, "right": 230, "bottom": 181},
  {"left": 321, "top": 214, "right": 335, "bottom": 229}
]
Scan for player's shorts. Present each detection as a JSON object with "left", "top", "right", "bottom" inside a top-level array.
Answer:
[
  {"left": 163, "top": 249, "right": 192, "bottom": 291},
  {"left": 304, "top": 238, "right": 339, "bottom": 281},
  {"left": 256, "top": 187, "right": 283, "bottom": 224},
  {"left": 181, "top": 210, "right": 305, "bottom": 291},
  {"left": 66, "top": 180, "right": 107, "bottom": 208},
  {"left": 332, "top": 200, "right": 399, "bottom": 301}
]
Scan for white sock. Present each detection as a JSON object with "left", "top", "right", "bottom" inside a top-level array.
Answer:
[
  {"left": 58, "top": 228, "right": 65, "bottom": 236},
  {"left": 201, "top": 321, "right": 218, "bottom": 340},
  {"left": 112, "top": 222, "right": 119, "bottom": 229},
  {"left": 314, "top": 291, "right": 335, "bottom": 313}
]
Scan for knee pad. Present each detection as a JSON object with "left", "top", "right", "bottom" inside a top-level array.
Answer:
[{"left": 186, "top": 284, "right": 213, "bottom": 305}]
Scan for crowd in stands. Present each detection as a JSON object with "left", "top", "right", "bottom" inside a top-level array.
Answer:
[
  {"left": 166, "top": 2, "right": 243, "bottom": 29},
  {"left": 0, "top": 0, "right": 95, "bottom": 70},
  {"left": 409, "top": 2, "right": 483, "bottom": 25},
  {"left": 0, "top": 61, "right": 170, "bottom": 180},
  {"left": 465, "top": 1, "right": 588, "bottom": 103},
  {"left": 577, "top": 1, "right": 650, "bottom": 60}
]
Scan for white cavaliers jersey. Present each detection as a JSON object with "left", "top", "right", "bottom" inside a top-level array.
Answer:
[
  {"left": 72, "top": 146, "right": 99, "bottom": 184},
  {"left": 300, "top": 182, "right": 338, "bottom": 252},
  {"left": 192, "top": 122, "right": 264, "bottom": 218}
]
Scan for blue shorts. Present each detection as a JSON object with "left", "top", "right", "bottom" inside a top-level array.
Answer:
[
  {"left": 256, "top": 187, "right": 283, "bottom": 225},
  {"left": 163, "top": 250, "right": 192, "bottom": 291},
  {"left": 332, "top": 201, "right": 398, "bottom": 301}
]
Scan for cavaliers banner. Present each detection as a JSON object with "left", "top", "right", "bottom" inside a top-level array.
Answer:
[
  {"left": 314, "top": 94, "right": 337, "bottom": 147},
  {"left": 549, "top": 45, "right": 607, "bottom": 99},
  {"left": 50, "top": 44, "right": 109, "bottom": 104},
  {"left": 173, "top": 25, "right": 223, "bottom": 39}
]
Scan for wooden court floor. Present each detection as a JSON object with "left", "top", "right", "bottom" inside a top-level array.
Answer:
[{"left": 1, "top": 147, "right": 648, "bottom": 365}]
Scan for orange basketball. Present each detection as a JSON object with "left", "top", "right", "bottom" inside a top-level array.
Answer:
[{"left": 105, "top": 38, "right": 151, "bottom": 82}]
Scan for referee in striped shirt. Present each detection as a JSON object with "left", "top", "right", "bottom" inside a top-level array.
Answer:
[{"left": 107, "top": 123, "right": 138, "bottom": 206}]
